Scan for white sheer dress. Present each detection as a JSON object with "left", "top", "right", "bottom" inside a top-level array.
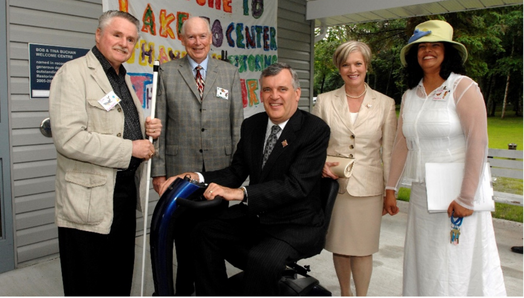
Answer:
[{"left": 387, "top": 73, "right": 506, "bottom": 296}]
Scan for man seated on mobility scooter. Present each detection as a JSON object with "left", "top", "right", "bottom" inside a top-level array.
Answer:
[{"left": 159, "top": 62, "right": 331, "bottom": 296}]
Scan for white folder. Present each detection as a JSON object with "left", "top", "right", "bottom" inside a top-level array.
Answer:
[{"left": 425, "top": 162, "right": 495, "bottom": 213}]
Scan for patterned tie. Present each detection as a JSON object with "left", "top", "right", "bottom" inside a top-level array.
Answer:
[
  {"left": 262, "top": 125, "right": 281, "bottom": 168},
  {"left": 195, "top": 65, "right": 205, "bottom": 99}
]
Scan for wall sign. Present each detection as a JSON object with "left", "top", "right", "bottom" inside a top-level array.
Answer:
[
  {"left": 103, "top": 0, "right": 277, "bottom": 118},
  {"left": 29, "top": 43, "right": 89, "bottom": 98}
]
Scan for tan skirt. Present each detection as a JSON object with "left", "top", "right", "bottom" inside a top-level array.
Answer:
[{"left": 324, "top": 192, "right": 383, "bottom": 256}]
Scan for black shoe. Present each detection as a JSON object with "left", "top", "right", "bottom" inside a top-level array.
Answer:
[{"left": 511, "top": 246, "right": 523, "bottom": 254}]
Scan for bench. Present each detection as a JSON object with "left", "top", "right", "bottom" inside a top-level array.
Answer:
[{"left": 488, "top": 148, "right": 523, "bottom": 206}]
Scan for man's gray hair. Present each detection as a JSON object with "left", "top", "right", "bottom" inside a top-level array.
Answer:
[
  {"left": 98, "top": 10, "right": 140, "bottom": 33},
  {"left": 260, "top": 62, "right": 300, "bottom": 90},
  {"left": 180, "top": 17, "right": 212, "bottom": 36}
]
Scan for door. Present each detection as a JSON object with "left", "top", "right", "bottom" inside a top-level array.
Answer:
[{"left": 0, "top": 0, "right": 15, "bottom": 273}]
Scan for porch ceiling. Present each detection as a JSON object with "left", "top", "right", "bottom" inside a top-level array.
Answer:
[{"left": 306, "top": 0, "right": 523, "bottom": 27}]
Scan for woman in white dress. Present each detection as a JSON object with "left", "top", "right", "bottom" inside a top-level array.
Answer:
[{"left": 383, "top": 20, "right": 506, "bottom": 296}]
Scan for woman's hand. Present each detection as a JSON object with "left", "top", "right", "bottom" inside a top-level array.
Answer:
[
  {"left": 447, "top": 200, "right": 474, "bottom": 218},
  {"left": 322, "top": 162, "right": 340, "bottom": 179},
  {"left": 383, "top": 189, "right": 399, "bottom": 216}
]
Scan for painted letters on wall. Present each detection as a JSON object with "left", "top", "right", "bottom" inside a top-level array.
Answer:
[{"left": 103, "top": 0, "right": 278, "bottom": 118}]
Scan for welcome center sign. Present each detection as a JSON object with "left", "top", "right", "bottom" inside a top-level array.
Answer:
[{"left": 103, "top": 0, "right": 278, "bottom": 118}]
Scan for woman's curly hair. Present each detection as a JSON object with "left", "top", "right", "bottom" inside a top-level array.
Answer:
[{"left": 404, "top": 43, "right": 465, "bottom": 89}]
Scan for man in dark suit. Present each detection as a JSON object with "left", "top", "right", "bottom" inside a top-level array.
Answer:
[
  {"left": 159, "top": 62, "right": 330, "bottom": 296},
  {"left": 151, "top": 16, "right": 243, "bottom": 295}
]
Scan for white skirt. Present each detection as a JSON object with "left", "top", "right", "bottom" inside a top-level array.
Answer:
[{"left": 403, "top": 182, "right": 507, "bottom": 296}]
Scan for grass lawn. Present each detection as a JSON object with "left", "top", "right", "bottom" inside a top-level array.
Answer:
[
  {"left": 396, "top": 112, "right": 523, "bottom": 222},
  {"left": 487, "top": 114, "right": 522, "bottom": 222},
  {"left": 487, "top": 114, "right": 523, "bottom": 197},
  {"left": 487, "top": 115, "right": 523, "bottom": 150}
]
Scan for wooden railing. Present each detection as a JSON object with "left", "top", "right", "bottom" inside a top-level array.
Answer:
[{"left": 488, "top": 148, "right": 523, "bottom": 206}]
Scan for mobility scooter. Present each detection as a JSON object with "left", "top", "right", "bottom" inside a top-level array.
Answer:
[{"left": 149, "top": 176, "right": 338, "bottom": 296}]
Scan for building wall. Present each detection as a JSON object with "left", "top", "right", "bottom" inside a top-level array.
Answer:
[
  {"left": 7, "top": 0, "right": 314, "bottom": 267},
  {"left": 9, "top": 0, "right": 105, "bottom": 265},
  {"left": 277, "top": 0, "right": 315, "bottom": 110}
]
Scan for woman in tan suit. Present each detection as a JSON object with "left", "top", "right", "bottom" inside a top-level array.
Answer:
[{"left": 312, "top": 41, "right": 397, "bottom": 296}]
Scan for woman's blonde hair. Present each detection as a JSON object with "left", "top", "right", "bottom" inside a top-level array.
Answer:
[{"left": 332, "top": 40, "right": 372, "bottom": 70}]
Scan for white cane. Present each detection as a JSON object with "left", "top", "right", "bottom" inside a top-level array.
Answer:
[{"left": 141, "top": 60, "right": 160, "bottom": 296}]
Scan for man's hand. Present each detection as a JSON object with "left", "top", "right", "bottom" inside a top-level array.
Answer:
[
  {"left": 132, "top": 140, "right": 155, "bottom": 160},
  {"left": 158, "top": 172, "right": 198, "bottom": 196},
  {"left": 204, "top": 183, "right": 244, "bottom": 202},
  {"left": 321, "top": 162, "right": 340, "bottom": 179},
  {"left": 145, "top": 116, "right": 162, "bottom": 140},
  {"left": 153, "top": 176, "right": 166, "bottom": 194}
]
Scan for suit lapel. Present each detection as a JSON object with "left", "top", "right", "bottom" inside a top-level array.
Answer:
[
  {"left": 178, "top": 57, "right": 202, "bottom": 101},
  {"left": 353, "top": 85, "right": 375, "bottom": 130},
  {"left": 331, "top": 87, "right": 354, "bottom": 132},
  {"left": 260, "top": 111, "right": 301, "bottom": 180},
  {"left": 86, "top": 51, "right": 112, "bottom": 95},
  {"left": 249, "top": 116, "right": 268, "bottom": 172},
  {"left": 204, "top": 58, "right": 218, "bottom": 99}
]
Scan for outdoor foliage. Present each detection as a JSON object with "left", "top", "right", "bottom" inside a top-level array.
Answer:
[{"left": 313, "top": 6, "right": 523, "bottom": 118}]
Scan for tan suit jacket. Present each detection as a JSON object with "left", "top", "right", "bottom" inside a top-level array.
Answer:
[
  {"left": 49, "top": 50, "right": 147, "bottom": 234},
  {"left": 312, "top": 85, "right": 397, "bottom": 197}
]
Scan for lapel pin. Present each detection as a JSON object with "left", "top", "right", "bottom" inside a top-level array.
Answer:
[
  {"left": 366, "top": 104, "right": 372, "bottom": 108},
  {"left": 282, "top": 140, "right": 288, "bottom": 148}
]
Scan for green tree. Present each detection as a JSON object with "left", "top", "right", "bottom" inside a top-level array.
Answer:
[
  {"left": 313, "top": 26, "right": 350, "bottom": 95},
  {"left": 482, "top": 8, "right": 523, "bottom": 118},
  {"left": 313, "top": 6, "right": 523, "bottom": 119}
]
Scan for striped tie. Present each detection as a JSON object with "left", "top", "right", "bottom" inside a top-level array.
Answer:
[
  {"left": 195, "top": 65, "right": 205, "bottom": 99},
  {"left": 262, "top": 125, "right": 281, "bottom": 168}
]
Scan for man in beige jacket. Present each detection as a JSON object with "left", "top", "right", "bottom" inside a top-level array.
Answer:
[{"left": 49, "top": 10, "right": 161, "bottom": 296}]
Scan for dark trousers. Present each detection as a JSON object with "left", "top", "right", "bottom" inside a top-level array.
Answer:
[
  {"left": 58, "top": 172, "right": 137, "bottom": 296},
  {"left": 192, "top": 213, "right": 300, "bottom": 296},
  {"left": 173, "top": 201, "right": 227, "bottom": 295}
]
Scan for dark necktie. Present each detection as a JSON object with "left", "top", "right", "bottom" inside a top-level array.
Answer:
[
  {"left": 195, "top": 65, "right": 205, "bottom": 99},
  {"left": 262, "top": 125, "right": 281, "bottom": 168}
]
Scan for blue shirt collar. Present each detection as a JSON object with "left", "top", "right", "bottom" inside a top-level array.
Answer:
[{"left": 187, "top": 55, "right": 209, "bottom": 72}]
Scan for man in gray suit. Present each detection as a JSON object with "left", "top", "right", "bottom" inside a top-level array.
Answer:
[{"left": 151, "top": 16, "right": 243, "bottom": 295}]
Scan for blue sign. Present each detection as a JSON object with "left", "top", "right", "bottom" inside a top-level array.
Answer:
[{"left": 29, "top": 44, "right": 89, "bottom": 98}]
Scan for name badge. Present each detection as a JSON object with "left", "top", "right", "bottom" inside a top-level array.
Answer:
[
  {"left": 216, "top": 87, "right": 229, "bottom": 100},
  {"left": 98, "top": 91, "right": 121, "bottom": 111},
  {"left": 433, "top": 86, "right": 449, "bottom": 101}
]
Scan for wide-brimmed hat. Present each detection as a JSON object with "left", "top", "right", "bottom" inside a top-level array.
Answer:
[{"left": 400, "top": 20, "right": 468, "bottom": 67}]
